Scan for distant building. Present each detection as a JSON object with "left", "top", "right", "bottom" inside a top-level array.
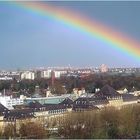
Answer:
[
  {"left": 54, "top": 70, "right": 67, "bottom": 78},
  {"left": 73, "top": 88, "right": 86, "bottom": 97},
  {"left": 46, "top": 88, "right": 52, "bottom": 97},
  {"left": 0, "top": 71, "right": 20, "bottom": 81},
  {"left": 117, "top": 88, "right": 128, "bottom": 94},
  {"left": 21, "top": 71, "right": 35, "bottom": 80},
  {"left": 0, "top": 76, "right": 12, "bottom": 81},
  {"left": 41, "top": 70, "right": 52, "bottom": 79},
  {"left": 40, "top": 69, "right": 68, "bottom": 79},
  {"left": 77, "top": 69, "right": 92, "bottom": 74},
  {"left": 32, "top": 85, "right": 42, "bottom": 98},
  {"left": 100, "top": 64, "right": 108, "bottom": 73}
]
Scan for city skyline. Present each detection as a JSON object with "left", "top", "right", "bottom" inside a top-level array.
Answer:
[{"left": 1, "top": 1, "right": 140, "bottom": 69}]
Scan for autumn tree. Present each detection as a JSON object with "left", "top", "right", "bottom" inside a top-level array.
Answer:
[
  {"left": 3, "top": 123, "right": 16, "bottom": 139},
  {"left": 19, "top": 121, "right": 46, "bottom": 139},
  {"left": 58, "top": 104, "right": 140, "bottom": 139}
]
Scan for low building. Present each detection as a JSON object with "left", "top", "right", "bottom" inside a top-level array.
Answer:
[
  {"left": 75, "top": 85, "right": 139, "bottom": 108},
  {"left": 26, "top": 101, "right": 68, "bottom": 118},
  {"left": 0, "top": 95, "right": 24, "bottom": 110},
  {"left": 95, "top": 85, "right": 138, "bottom": 107},
  {"left": 24, "top": 94, "right": 70, "bottom": 105},
  {"left": 122, "top": 94, "right": 138, "bottom": 105},
  {"left": 3, "top": 109, "right": 34, "bottom": 122},
  {"left": 44, "top": 104, "right": 67, "bottom": 116},
  {"left": 3, "top": 108, "right": 35, "bottom": 133}
]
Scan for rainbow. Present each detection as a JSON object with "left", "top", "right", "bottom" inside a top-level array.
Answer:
[{"left": 11, "top": 1, "right": 140, "bottom": 60}]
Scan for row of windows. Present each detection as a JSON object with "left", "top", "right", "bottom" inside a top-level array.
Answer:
[
  {"left": 34, "top": 107, "right": 46, "bottom": 111},
  {"left": 107, "top": 96, "right": 122, "bottom": 100},
  {"left": 48, "top": 109, "right": 66, "bottom": 114},
  {"left": 64, "top": 104, "right": 70, "bottom": 106},
  {"left": 76, "top": 101, "right": 87, "bottom": 104},
  {"left": 89, "top": 100, "right": 107, "bottom": 104},
  {"left": 76, "top": 99, "right": 120, "bottom": 105},
  {"left": 75, "top": 108, "right": 87, "bottom": 112}
]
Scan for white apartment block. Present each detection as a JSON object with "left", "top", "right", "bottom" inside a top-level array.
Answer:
[
  {"left": 54, "top": 71, "right": 61, "bottom": 78},
  {"left": 41, "top": 70, "right": 52, "bottom": 79},
  {"left": 21, "top": 71, "right": 35, "bottom": 80},
  {"left": 54, "top": 70, "right": 67, "bottom": 78},
  {"left": 41, "top": 70, "right": 67, "bottom": 79}
]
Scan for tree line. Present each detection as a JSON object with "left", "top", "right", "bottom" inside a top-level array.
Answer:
[
  {"left": 0, "top": 120, "right": 48, "bottom": 139},
  {"left": 0, "top": 74, "right": 140, "bottom": 95}
]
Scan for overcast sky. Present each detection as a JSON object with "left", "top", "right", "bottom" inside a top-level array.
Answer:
[{"left": 0, "top": 1, "right": 140, "bottom": 69}]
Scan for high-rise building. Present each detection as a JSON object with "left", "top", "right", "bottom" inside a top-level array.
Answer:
[
  {"left": 21, "top": 71, "right": 35, "bottom": 80},
  {"left": 41, "top": 70, "right": 52, "bottom": 79}
]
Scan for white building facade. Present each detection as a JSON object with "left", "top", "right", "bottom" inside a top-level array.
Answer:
[
  {"left": 54, "top": 70, "right": 67, "bottom": 78},
  {"left": 21, "top": 71, "right": 35, "bottom": 80},
  {"left": 41, "top": 70, "right": 52, "bottom": 79},
  {"left": 0, "top": 95, "right": 24, "bottom": 110}
]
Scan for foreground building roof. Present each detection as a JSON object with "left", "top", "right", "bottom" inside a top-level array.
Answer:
[
  {"left": 122, "top": 94, "right": 138, "bottom": 102},
  {"left": 95, "top": 85, "right": 120, "bottom": 97},
  {"left": 0, "top": 103, "right": 9, "bottom": 116},
  {"left": 4, "top": 109, "right": 34, "bottom": 121}
]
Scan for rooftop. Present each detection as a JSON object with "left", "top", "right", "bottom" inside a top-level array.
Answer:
[{"left": 95, "top": 85, "right": 120, "bottom": 97}]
